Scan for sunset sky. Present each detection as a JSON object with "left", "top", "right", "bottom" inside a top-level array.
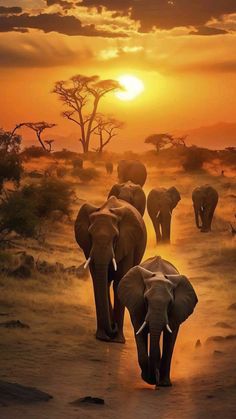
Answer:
[{"left": 0, "top": 1, "right": 236, "bottom": 151}]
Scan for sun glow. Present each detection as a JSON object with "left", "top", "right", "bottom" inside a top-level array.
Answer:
[{"left": 116, "top": 75, "right": 144, "bottom": 101}]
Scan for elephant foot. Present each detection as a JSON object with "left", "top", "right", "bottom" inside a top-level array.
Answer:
[
  {"left": 200, "top": 228, "right": 210, "bottom": 233},
  {"left": 95, "top": 330, "right": 111, "bottom": 342},
  {"left": 110, "top": 332, "right": 126, "bottom": 344},
  {"left": 141, "top": 371, "right": 156, "bottom": 385},
  {"left": 158, "top": 377, "right": 172, "bottom": 387}
]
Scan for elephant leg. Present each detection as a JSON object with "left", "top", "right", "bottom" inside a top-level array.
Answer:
[
  {"left": 134, "top": 331, "right": 154, "bottom": 384},
  {"left": 159, "top": 327, "right": 179, "bottom": 387},
  {"left": 208, "top": 204, "right": 217, "bottom": 230},
  {"left": 112, "top": 252, "right": 135, "bottom": 343},
  {"left": 108, "top": 281, "right": 114, "bottom": 328}
]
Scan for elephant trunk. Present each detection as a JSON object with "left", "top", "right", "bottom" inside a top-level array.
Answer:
[
  {"left": 149, "top": 319, "right": 163, "bottom": 384},
  {"left": 161, "top": 214, "right": 171, "bottom": 242},
  {"left": 92, "top": 263, "right": 116, "bottom": 337},
  {"left": 194, "top": 204, "right": 201, "bottom": 229}
]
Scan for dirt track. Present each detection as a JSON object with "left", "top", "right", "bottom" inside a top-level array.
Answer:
[{"left": 0, "top": 164, "right": 236, "bottom": 418}]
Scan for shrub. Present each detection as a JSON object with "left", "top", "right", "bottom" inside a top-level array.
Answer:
[
  {"left": 72, "top": 167, "right": 99, "bottom": 182},
  {"left": 182, "top": 146, "right": 205, "bottom": 172},
  {"left": 0, "top": 178, "right": 73, "bottom": 239},
  {"left": 53, "top": 148, "right": 79, "bottom": 160},
  {"left": 21, "top": 146, "right": 49, "bottom": 159},
  {"left": 0, "top": 130, "right": 23, "bottom": 191}
]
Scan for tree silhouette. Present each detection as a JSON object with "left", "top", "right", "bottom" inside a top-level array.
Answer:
[
  {"left": 0, "top": 129, "right": 23, "bottom": 192},
  {"left": 145, "top": 133, "right": 187, "bottom": 152},
  {"left": 93, "top": 115, "right": 124, "bottom": 153},
  {"left": 12, "top": 122, "right": 56, "bottom": 152},
  {"left": 53, "top": 74, "right": 120, "bottom": 153}
]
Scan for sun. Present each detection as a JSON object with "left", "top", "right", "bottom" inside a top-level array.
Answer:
[{"left": 116, "top": 75, "right": 144, "bottom": 101}]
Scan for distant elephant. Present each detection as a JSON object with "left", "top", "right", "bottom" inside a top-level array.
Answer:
[
  {"left": 108, "top": 181, "right": 146, "bottom": 216},
  {"left": 118, "top": 256, "right": 198, "bottom": 387},
  {"left": 74, "top": 196, "right": 147, "bottom": 343},
  {"left": 105, "top": 161, "right": 113, "bottom": 175},
  {"left": 192, "top": 185, "right": 218, "bottom": 232},
  {"left": 147, "top": 187, "right": 181, "bottom": 243},
  {"left": 117, "top": 160, "right": 147, "bottom": 187}
]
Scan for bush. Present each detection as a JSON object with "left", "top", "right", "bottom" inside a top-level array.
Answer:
[
  {"left": 53, "top": 148, "right": 79, "bottom": 160},
  {"left": 71, "top": 157, "right": 83, "bottom": 169},
  {"left": 0, "top": 178, "right": 73, "bottom": 238},
  {"left": 0, "top": 130, "right": 23, "bottom": 191},
  {"left": 21, "top": 146, "right": 49, "bottom": 159},
  {"left": 182, "top": 146, "right": 205, "bottom": 172},
  {"left": 72, "top": 167, "right": 99, "bottom": 182}
]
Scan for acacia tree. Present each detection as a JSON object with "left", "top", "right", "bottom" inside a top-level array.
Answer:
[
  {"left": 145, "top": 133, "right": 187, "bottom": 152},
  {"left": 93, "top": 115, "right": 124, "bottom": 153},
  {"left": 53, "top": 75, "right": 120, "bottom": 153},
  {"left": 12, "top": 122, "right": 56, "bottom": 152}
]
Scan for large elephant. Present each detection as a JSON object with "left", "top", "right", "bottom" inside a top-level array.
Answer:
[
  {"left": 117, "top": 160, "right": 147, "bottom": 187},
  {"left": 118, "top": 256, "right": 198, "bottom": 387},
  {"left": 147, "top": 187, "right": 181, "bottom": 243},
  {"left": 108, "top": 181, "right": 146, "bottom": 216},
  {"left": 74, "top": 196, "right": 147, "bottom": 343},
  {"left": 192, "top": 185, "right": 218, "bottom": 232}
]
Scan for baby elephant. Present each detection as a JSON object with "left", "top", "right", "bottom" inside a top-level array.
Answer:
[
  {"left": 192, "top": 185, "right": 218, "bottom": 232},
  {"left": 108, "top": 181, "right": 146, "bottom": 216},
  {"left": 118, "top": 256, "right": 198, "bottom": 388},
  {"left": 147, "top": 187, "right": 181, "bottom": 243}
]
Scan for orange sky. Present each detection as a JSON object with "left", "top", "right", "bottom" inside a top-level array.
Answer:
[{"left": 0, "top": 1, "right": 236, "bottom": 151}]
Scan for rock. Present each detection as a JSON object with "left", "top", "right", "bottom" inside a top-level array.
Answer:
[
  {"left": 195, "top": 339, "right": 202, "bottom": 348},
  {"left": 0, "top": 320, "right": 30, "bottom": 329},
  {"left": 71, "top": 396, "right": 105, "bottom": 406},
  {"left": 0, "top": 380, "right": 52, "bottom": 404},
  {"left": 228, "top": 303, "right": 236, "bottom": 311},
  {"left": 214, "top": 322, "right": 232, "bottom": 329}
]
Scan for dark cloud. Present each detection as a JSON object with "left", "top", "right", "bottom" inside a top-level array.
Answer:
[
  {"left": 0, "top": 12, "right": 127, "bottom": 37},
  {"left": 0, "top": 6, "right": 22, "bottom": 14},
  {"left": 81, "top": 0, "right": 236, "bottom": 31},
  {"left": 46, "top": 0, "right": 74, "bottom": 9},
  {"left": 189, "top": 26, "right": 228, "bottom": 36},
  {"left": 0, "top": 37, "right": 94, "bottom": 67}
]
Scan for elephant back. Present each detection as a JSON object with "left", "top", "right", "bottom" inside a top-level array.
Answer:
[{"left": 117, "top": 160, "right": 147, "bottom": 187}]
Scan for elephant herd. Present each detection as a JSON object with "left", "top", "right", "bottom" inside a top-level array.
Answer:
[{"left": 74, "top": 160, "right": 219, "bottom": 388}]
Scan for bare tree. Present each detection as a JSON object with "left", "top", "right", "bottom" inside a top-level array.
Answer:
[
  {"left": 12, "top": 122, "right": 56, "bottom": 152},
  {"left": 93, "top": 115, "right": 124, "bottom": 153},
  {"left": 53, "top": 75, "right": 120, "bottom": 153}
]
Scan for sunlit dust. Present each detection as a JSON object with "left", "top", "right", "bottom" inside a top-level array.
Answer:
[{"left": 116, "top": 75, "right": 144, "bottom": 101}]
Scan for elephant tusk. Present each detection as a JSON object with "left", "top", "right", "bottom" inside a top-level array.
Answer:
[
  {"left": 136, "top": 321, "right": 147, "bottom": 335},
  {"left": 84, "top": 257, "right": 91, "bottom": 269},
  {"left": 166, "top": 324, "right": 172, "bottom": 333},
  {"left": 169, "top": 211, "right": 172, "bottom": 217},
  {"left": 112, "top": 257, "right": 117, "bottom": 271},
  {"left": 156, "top": 210, "right": 160, "bottom": 219}
]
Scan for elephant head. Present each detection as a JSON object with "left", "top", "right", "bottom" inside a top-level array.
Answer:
[
  {"left": 108, "top": 181, "right": 146, "bottom": 216},
  {"left": 118, "top": 265, "right": 197, "bottom": 385},
  {"left": 74, "top": 197, "right": 146, "bottom": 340},
  {"left": 147, "top": 187, "right": 181, "bottom": 243}
]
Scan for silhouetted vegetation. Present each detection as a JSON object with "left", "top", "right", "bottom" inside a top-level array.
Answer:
[
  {"left": 21, "top": 146, "right": 50, "bottom": 159},
  {"left": 72, "top": 167, "right": 99, "bottom": 182},
  {"left": 145, "top": 133, "right": 187, "bottom": 153},
  {"left": 182, "top": 146, "right": 206, "bottom": 172},
  {"left": 0, "top": 129, "right": 23, "bottom": 192},
  {"left": 0, "top": 178, "right": 73, "bottom": 239},
  {"left": 12, "top": 122, "right": 56, "bottom": 151},
  {"left": 53, "top": 74, "right": 120, "bottom": 153}
]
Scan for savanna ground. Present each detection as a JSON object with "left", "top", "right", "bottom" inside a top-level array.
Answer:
[{"left": 0, "top": 154, "right": 236, "bottom": 419}]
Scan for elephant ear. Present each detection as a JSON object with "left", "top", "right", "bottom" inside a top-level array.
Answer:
[
  {"left": 108, "top": 184, "right": 121, "bottom": 200},
  {"left": 110, "top": 206, "right": 146, "bottom": 260},
  {"left": 118, "top": 266, "right": 146, "bottom": 316},
  {"left": 133, "top": 186, "right": 146, "bottom": 215},
  {"left": 74, "top": 203, "right": 98, "bottom": 258},
  {"left": 167, "top": 187, "right": 181, "bottom": 210},
  {"left": 166, "top": 275, "right": 198, "bottom": 328}
]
